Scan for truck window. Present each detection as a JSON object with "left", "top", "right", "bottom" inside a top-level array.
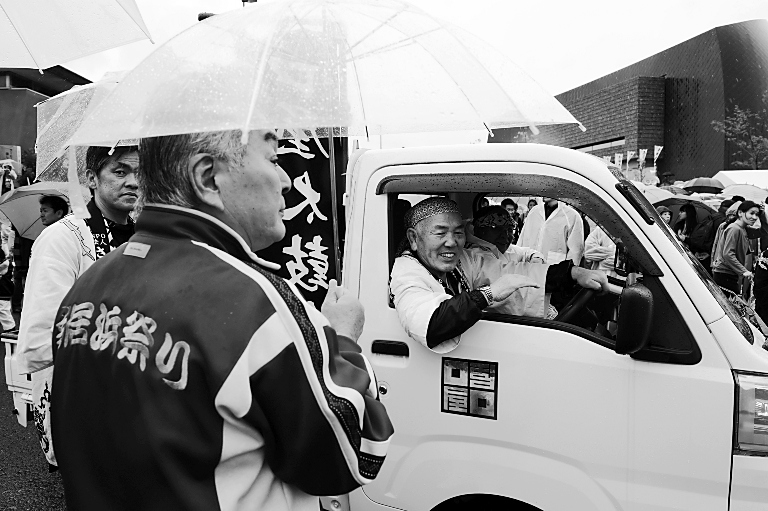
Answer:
[{"left": 384, "top": 172, "right": 701, "bottom": 364}]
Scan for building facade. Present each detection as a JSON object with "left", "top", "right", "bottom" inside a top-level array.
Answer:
[
  {"left": 0, "top": 67, "right": 90, "bottom": 167},
  {"left": 492, "top": 19, "right": 768, "bottom": 181}
]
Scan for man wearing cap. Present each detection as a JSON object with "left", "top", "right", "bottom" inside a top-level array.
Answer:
[
  {"left": 462, "top": 206, "right": 547, "bottom": 317},
  {"left": 15, "top": 145, "right": 138, "bottom": 470},
  {"left": 390, "top": 197, "right": 609, "bottom": 353}
]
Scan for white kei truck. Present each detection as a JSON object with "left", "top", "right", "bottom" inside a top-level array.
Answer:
[{"left": 319, "top": 143, "right": 768, "bottom": 511}]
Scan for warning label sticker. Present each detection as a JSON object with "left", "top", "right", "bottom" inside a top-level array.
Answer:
[{"left": 441, "top": 358, "right": 498, "bottom": 420}]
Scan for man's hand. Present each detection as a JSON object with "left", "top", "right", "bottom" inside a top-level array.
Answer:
[
  {"left": 571, "top": 266, "right": 610, "bottom": 292},
  {"left": 489, "top": 274, "right": 540, "bottom": 302},
  {"left": 321, "top": 279, "right": 365, "bottom": 341}
]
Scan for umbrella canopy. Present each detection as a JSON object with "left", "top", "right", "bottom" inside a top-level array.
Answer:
[
  {"left": 0, "top": 0, "right": 152, "bottom": 71},
  {"left": 0, "top": 182, "right": 89, "bottom": 240},
  {"left": 642, "top": 186, "right": 676, "bottom": 204},
  {"left": 660, "top": 185, "right": 690, "bottom": 195},
  {"left": 722, "top": 184, "right": 768, "bottom": 204},
  {"left": 35, "top": 71, "right": 136, "bottom": 183},
  {"left": 654, "top": 197, "right": 716, "bottom": 228},
  {"left": 682, "top": 177, "right": 724, "bottom": 194},
  {"left": 69, "top": 0, "right": 581, "bottom": 146}
]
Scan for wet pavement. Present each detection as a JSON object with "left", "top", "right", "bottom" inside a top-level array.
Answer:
[{"left": 0, "top": 359, "right": 66, "bottom": 510}]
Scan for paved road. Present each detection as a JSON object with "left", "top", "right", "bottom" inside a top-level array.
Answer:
[{"left": 0, "top": 362, "right": 66, "bottom": 511}]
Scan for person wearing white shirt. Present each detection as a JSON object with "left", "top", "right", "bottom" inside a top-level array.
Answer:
[{"left": 516, "top": 198, "right": 585, "bottom": 265}]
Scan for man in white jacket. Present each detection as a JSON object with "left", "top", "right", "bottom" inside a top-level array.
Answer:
[
  {"left": 390, "top": 198, "right": 609, "bottom": 353},
  {"left": 517, "top": 198, "right": 584, "bottom": 265},
  {"left": 16, "top": 145, "right": 139, "bottom": 469}
]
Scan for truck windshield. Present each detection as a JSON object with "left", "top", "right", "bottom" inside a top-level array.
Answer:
[{"left": 622, "top": 180, "right": 763, "bottom": 344}]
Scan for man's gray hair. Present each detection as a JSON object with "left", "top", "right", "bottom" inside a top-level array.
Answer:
[{"left": 138, "top": 130, "right": 248, "bottom": 207}]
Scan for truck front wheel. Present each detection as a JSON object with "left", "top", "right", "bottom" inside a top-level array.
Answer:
[{"left": 433, "top": 494, "right": 542, "bottom": 511}]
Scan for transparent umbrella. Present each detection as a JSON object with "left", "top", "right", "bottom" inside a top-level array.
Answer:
[
  {"left": 35, "top": 71, "right": 137, "bottom": 183},
  {"left": 69, "top": 0, "right": 581, "bottom": 146},
  {"left": 0, "top": 0, "right": 152, "bottom": 71}
]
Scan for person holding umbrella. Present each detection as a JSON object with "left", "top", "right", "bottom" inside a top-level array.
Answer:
[
  {"left": 50, "top": 130, "right": 393, "bottom": 511},
  {"left": 15, "top": 145, "right": 139, "bottom": 471}
]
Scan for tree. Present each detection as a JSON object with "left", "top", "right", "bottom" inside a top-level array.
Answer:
[{"left": 712, "top": 91, "right": 768, "bottom": 169}]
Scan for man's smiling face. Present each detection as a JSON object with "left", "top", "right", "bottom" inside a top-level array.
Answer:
[{"left": 410, "top": 212, "right": 466, "bottom": 275}]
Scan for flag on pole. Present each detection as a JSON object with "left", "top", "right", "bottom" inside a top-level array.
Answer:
[
  {"left": 601, "top": 156, "right": 612, "bottom": 162},
  {"left": 653, "top": 145, "right": 663, "bottom": 164},
  {"left": 626, "top": 151, "right": 635, "bottom": 171},
  {"left": 638, "top": 148, "right": 648, "bottom": 170},
  {"left": 615, "top": 153, "right": 623, "bottom": 168}
]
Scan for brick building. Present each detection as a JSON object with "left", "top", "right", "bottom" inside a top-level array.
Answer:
[{"left": 491, "top": 19, "right": 768, "bottom": 181}]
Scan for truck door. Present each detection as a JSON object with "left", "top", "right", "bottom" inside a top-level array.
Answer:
[{"left": 351, "top": 163, "right": 733, "bottom": 511}]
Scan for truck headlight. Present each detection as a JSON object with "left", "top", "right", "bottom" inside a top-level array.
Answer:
[{"left": 734, "top": 372, "right": 768, "bottom": 455}]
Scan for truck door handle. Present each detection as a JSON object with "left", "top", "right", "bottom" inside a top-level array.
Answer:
[{"left": 371, "top": 340, "right": 409, "bottom": 357}]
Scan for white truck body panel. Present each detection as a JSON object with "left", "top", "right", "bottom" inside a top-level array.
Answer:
[{"left": 342, "top": 144, "right": 768, "bottom": 510}]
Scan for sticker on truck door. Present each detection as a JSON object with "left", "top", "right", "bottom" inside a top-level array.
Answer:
[{"left": 442, "top": 358, "right": 497, "bottom": 420}]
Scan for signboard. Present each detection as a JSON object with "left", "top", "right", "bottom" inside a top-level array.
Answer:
[{"left": 257, "top": 135, "right": 347, "bottom": 307}]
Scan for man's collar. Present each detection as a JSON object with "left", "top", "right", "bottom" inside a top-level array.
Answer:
[{"left": 136, "top": 204, "right": 280, "bottom": 270}]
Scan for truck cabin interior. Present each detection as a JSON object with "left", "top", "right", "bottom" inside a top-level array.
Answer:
[{"left": 382, "top": 172, "right": 702, "bottom": 364}]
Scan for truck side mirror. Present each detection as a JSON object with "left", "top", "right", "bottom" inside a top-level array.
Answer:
[{"left": 615, "top": 283, "right": 654, "bottom": 355}]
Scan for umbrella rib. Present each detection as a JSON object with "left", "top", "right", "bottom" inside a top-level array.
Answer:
[
  {"left": 374, "top": 4, "right": 541, "bottom": 128},
  {"left": 334, "top": 6, "right": 501, "bottom": 129},
  {"left": 241, "top": 1, "right": 325, "bottom": 140},
  {"left": 325, "top": 7, "right": 370, "bottom": 136},
  {"left": 0, "top": 4, "right": 43, "bottom": 71},
  {"left": 113, "top": 0, "right": 154, "bottom": 43}
]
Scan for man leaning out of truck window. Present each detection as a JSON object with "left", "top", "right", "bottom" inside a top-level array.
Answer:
[{"left": 389, "top": 197, "right": 609, "bottom": 354}]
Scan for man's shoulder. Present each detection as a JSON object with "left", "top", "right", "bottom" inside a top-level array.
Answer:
[{"left": 33, "top": 215, "right": 93, "bottom": 251}]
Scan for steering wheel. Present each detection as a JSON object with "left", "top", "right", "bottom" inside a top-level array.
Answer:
[{"left": 553, "top": 287, "right": 597, "bottom": 323}]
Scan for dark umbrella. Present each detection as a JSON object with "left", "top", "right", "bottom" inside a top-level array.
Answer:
[
  {"left": 683, "top": 177, "right": 724, "bottom": 194},
  {"left": 654, "top": 197, "right": 717, "bottom": 227}
]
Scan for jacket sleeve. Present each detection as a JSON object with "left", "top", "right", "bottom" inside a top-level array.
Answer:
[
  {"left": 584, "top": 229, "right": 615, "bottom": 263},
  {"left": 217, "top": 289, "right": 394, "bottom": 496},
  {"left": 566, "top": 212, "right": 585, "bottom": 264},
  {"left": 425, "top": 292, "right": 485, "bottom": 348},
  {"left": 721, "top": 227, "right": 749, "bottom": 275},
  {"left": 17, "top": 223, "right": 86, "bottom": 374}
]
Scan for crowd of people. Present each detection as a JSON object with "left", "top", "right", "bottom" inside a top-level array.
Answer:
[
  {"left": 655, "top": 195, "right": 768, "bottom": 323},
  {"left": 9, "top": 145, "right": 768, "bottom": 509},
  {"left": 11, "top": 136, "right": 395, "bottom": 511}
]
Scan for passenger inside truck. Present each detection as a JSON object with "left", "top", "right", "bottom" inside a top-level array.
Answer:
[{"left": 384, "top": 173, "right": 705, "bottom": 364}]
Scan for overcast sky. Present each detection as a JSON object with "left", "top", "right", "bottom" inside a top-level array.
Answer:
[{"left": 61, "top": 0, "right": 768, "bottom": 147}]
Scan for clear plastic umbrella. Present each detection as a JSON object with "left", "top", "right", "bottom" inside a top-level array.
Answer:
[
  {"left": 35, "top": 71, "right": 136, "bottom": 183},
  {"left": 0, "top": 0, "right": 152, "bottom": 71},
  {"left": 69, "top": 0, "right": 581, "bottom": 146}
]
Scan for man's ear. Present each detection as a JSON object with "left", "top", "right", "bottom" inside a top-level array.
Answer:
[
  {"left": 188, "top": 154, "right": 224, "bottom": 211},
  {"left": 85, "top": 168, "right": 97, "bottom": 191},
  {"left": 406, "top": 227, "right": 419, "bottom": 251}
]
